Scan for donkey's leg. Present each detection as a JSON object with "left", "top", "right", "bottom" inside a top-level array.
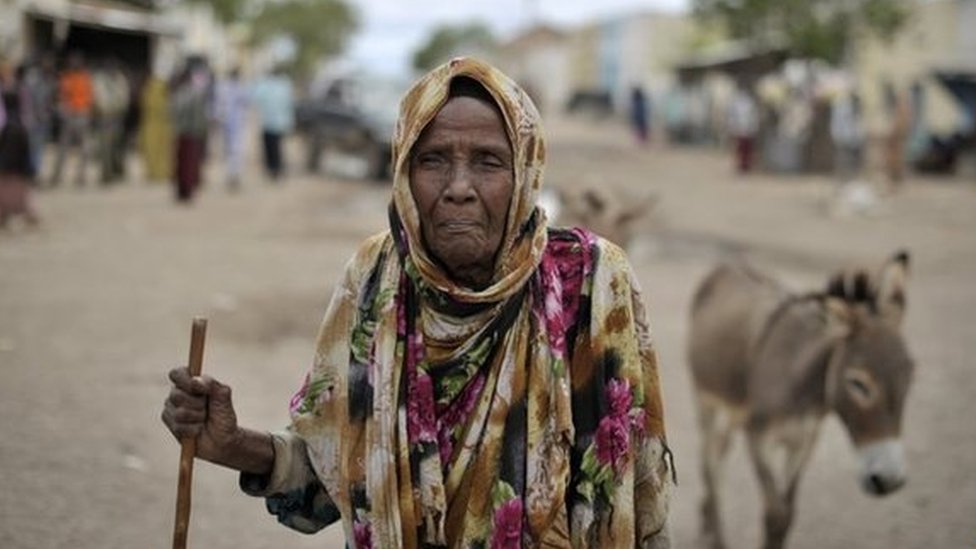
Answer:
[
  {"left": 696, "top": 392, "right": 737, "bottom": 549},
  {"left": 746, "top": 415, "right": 821, "bottom": 549}
]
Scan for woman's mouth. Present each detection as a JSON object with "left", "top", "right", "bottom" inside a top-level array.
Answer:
[{"left": 439, "top": 220, "right": 481, "bottom": 234}]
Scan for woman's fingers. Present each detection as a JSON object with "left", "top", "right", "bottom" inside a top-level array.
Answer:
[
  {"left": 162, "top": 368, "right": 240, "bottom": 452},
  {"left": 164, "top": 417, "right": 203, "bottom": 439},
  {"left": 208, "top": 379, "right": 233, "bottom": 412},
  {"left": 168, "top": 387, "right": 207, "bottom": 410},
  {"left": 163, "top": 368, "right": 218, "bottom": 442},
  {"left": 170, "top": 403, "right": 207, "bottom": 424},
  {"left": 168, "top": 366, "right": 215, "bottom": 395},
  {"left": 161, "top": 399, "right": 205, "bottom": 439}
]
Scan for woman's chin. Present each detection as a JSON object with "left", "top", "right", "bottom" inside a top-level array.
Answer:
[
  {"left": 439, "top": 250, "right": 491, "bottom": 273},
  {"left": 432, "top": 235, "right": 488, "bottom": 261},
  {"left": 432, "top": 246, "right": 496, "bottom": 287}
]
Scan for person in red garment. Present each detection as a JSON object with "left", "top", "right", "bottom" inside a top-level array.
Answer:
[{"left": 169, "top": 63, "right": 209, "bottom": 203}]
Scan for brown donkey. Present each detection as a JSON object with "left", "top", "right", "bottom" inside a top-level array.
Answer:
[{"left": 688, "top": 251, "right": 914, "bottom": 549}]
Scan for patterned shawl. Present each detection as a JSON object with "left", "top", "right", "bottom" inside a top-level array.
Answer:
[{"left": 288, "top": 58, "right": 671, "bottom": 548}]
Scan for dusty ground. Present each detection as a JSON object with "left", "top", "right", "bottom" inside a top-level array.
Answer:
[{"left": 1, "top": 119, "right": 974, "bottom": 549}]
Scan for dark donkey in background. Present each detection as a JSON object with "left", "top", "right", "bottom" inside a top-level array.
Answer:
[{"left": 688, "top": 251, "right": 914, "bottom": 549}]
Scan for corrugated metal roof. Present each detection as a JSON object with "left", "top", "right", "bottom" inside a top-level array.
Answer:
[{"left": 24, "top": 0, "right": 181, "bottom": 36}]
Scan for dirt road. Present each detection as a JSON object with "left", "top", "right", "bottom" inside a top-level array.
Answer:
[{"left": 1, "top": 119, "right": 974, "bottom": 548}]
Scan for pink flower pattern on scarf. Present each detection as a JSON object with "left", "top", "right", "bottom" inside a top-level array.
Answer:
[
  {"left": 408, "top": 371, "right": 438, "bottom": 444},
  {"left": 353, "top": 519, "right": 373, "bottom": 549},
  {"left": 490, "top": 498, "right": 523, "bottom": 549},
  {"left": 594, "top": 378, "right": 648, "bottom": 474}
]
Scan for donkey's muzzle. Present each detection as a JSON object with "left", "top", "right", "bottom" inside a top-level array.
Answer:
[
  {"left": 858, "top": 438, "right": 907, "bottom": 497},
  {"left": 863, "top": 472, "right": 905, "bottom": 496}
]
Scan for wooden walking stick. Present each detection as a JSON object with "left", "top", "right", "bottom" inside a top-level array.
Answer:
[{"left": 172, "top": 318, "right": 208, "bottom": 549}]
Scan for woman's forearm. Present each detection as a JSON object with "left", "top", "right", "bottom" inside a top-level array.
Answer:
[{"left": 208, "top": 427, "right": 275, "bottom": 475}]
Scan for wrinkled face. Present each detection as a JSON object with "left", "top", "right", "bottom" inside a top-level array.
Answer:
[
  {"left": 831, "top": 320, "right": 915, "bottom": 496},
  {"left": 409, "top": 96, "right": 514, "bottom": 289}
]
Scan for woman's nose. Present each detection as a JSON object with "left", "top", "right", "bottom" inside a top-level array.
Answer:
[{"left": 443, "top": 163, "right": 477, "bottom": 203}]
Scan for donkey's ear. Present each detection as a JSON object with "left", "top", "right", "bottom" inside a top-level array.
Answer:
[
  {"left": 826, "top": 269, "right": 875, "bottom": 305},
  {"left": 616, "top": 193, "right": 658, "bottom": 228},
  {"left": 875, "top": 250, "right": 910, "bottom": 327},
  {"left": 559, "top": 188, "right": 593, "bottom": 223},
  {"left": 823, "top": 297, "right": 854, "bottom": 338},
  {"left": 581, "top": 188, "right": 608, "bottom": 214}
]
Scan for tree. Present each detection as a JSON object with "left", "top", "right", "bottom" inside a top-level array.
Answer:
[
  {"left": 412, "top": 22, "right": 496, "bottom": 72},
  {"left": 250, "top": 0, "right": 358, "bottom": 78},
  {"left": 180, "top": 0, "right": 357, "bottom": 78},
  {"left": 691, "top": 0, "right": 910, "bottom": 64},
  {"left": 183, "top": 0, "right": 253, "bottom": 24}
]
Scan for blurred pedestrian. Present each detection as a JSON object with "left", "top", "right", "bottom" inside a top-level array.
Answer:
[
  {"left": 776, "top": 88, "right": 812, "bottom": 173},
  {"left": 139, "top": 70, "right": 173, "bottom": 182},
  {"left": 170, "top": 64, "right": 209, "bottom": 203},
  {"left": 216, "top": 67, "right": 249, "bottom": 190},
  {"left": 883, "top": 83, "right": 911, "bottom": 189},
  {"left": 123, "top": 69, "right": 145, "bottom": 162},
  {"left": 93, "top": 58, "right": 130, "bottom": 185},
  {"left": 906, "top": 81, "right": 928, "bottom": 166},
  {"left": 0, "top": 67, "right": 41, "bottom": 228},
  {"left": 831, "top": 91, "right": 866, "bottom": 184},
  {"left": 687, "top": 87, "right": 708, "bottom": 144},
  {"left": 50, "top": 52, "right": 94, "bottom": 187},
  {"left": 251, "top": 66, "right": 294, "bottom": 181},
  {"left": 728, "top": 83, "right": 759, "bottom": 174},
  {"left": 20, "top": 55, "right": 56, "bottom": 180},
  {"left": 664, "top": 85, "right": 687, "bottom": 144},
  {"left": 630, "top": 85, "right": 649, "bottom": 145}
]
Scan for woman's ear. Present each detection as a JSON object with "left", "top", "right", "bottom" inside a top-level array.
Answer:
[{"left": 875, "top": 250, "right": 909, "bottom": 328}]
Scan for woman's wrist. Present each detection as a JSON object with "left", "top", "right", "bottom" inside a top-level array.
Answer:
[{"left": 213, "top": 427, "right": 275, "bottom": 475}]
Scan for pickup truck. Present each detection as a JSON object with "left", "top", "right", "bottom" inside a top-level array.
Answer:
[{"left": 295, "top": 76, "right": 402, "bottom": 181}]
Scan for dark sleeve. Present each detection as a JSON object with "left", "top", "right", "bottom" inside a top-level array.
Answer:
[{"left": 239, "top": 430, "right": 341, "bottom": 534}]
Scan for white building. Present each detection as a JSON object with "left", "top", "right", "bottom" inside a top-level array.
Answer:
[
  {"left": 496, "top": 12, "right": 694, "bottom": 117},
  {"left": 852, "top": 0, "right": 976, "bottom": 135},
  {"left": 495, "top": 25, "right": 571, "bottom": 116}
]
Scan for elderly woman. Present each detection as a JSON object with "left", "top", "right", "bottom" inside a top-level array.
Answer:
[{"left": 162, "top": 58, "right": 673, "bottom": 547}]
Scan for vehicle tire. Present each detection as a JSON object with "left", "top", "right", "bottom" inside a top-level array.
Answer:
[
  {"left": 305, "top": 130, "right": 324, "bottom": 174},
  {"left": 366, "top": 144, "right": 391, "bottom": 182}
]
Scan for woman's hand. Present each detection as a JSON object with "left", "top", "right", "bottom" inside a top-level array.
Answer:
[
  {"left": 162, "top": 367, "right": 275, "bottom": 474},
  {"left": 162, "top": 367, "right": 241, "bottom": 465}
]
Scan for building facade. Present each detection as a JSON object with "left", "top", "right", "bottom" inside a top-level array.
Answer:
[
  {"left": 496, "top": 12, "right": 694, "bottom": 117},
  {"left": 0, "top": 0, "right": 242, "bottom": 77}
]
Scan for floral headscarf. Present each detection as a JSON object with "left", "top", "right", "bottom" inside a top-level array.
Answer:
[{"left": 281, "top": 58, "right": 672, "bottom": 548}]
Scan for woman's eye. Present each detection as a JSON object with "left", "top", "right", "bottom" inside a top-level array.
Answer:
[
  {"left": 477, "top": 154, "right": 504, "bottom": 169},
  {"left": 416, "top": 154, "right": 444, "bottom": 168}
]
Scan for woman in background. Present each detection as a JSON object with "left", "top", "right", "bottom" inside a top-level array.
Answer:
[
  {"left": 140, "top": 70, "right": 173, "bottom": 182},
  {"left": 216, "top": 67, "right": 249, "bottom": 190},
  {"left": 0, "top": 63, "right": 41, "bottom": 228},
  {"left": 169, "top": 64, "right": 208, "bottom": 202}
]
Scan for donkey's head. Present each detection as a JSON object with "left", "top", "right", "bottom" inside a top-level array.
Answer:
[
  {"left": 549, "top": 187, "right": 657, "bottom": 250},
  {"left": 822, "top": 251, "right": 914, "bottom": 496}
]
